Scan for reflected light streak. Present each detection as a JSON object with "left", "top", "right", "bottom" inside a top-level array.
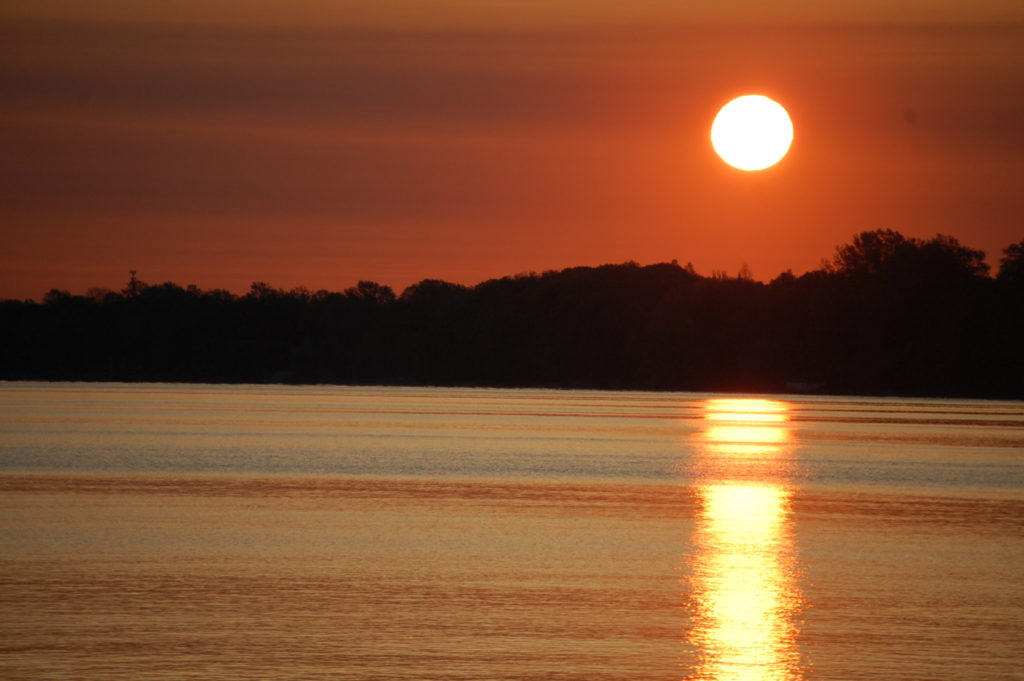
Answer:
[
  {"left": 704, "top": 399, "right": 789, "bottom": 424},
  {"left": 704, "top": 425, "right": 789, "bottom": 447},
  {"left": 686, "top": 398, "right": 803, "bottom": 681}
]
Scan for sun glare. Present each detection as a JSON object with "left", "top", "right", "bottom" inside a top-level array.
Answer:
[{"left": 711, "top": 95, "right": 794, "bottom": 171}]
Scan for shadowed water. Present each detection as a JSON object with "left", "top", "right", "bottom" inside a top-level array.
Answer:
[{"left": 0, "top": 383, "right": 1022, "bottom": 680}]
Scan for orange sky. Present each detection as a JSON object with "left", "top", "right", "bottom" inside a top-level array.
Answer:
[{"left": 2, "top": 2, "right": 1023, "bottom": 299}]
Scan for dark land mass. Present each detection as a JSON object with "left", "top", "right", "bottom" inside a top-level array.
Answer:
[{"left": 3, "top": 230, "right": 1023, "bottom": 399}]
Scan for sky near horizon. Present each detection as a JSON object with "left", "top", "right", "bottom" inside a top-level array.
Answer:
[{"left": 2, "top": 1, "right": 1023, "bottom": 299}]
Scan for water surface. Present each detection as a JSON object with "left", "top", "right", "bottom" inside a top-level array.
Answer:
[{"left": 1, "top": 383, "right": 1021, "bottom": 680}]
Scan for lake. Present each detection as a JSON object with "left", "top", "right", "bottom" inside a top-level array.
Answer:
[{"left": 1, "top": 382, "right": 1022, "bottom": 680}]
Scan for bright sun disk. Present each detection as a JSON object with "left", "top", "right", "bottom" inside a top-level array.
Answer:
[{"left": 711, "top": 95, "right": 793, "bottom": 171}]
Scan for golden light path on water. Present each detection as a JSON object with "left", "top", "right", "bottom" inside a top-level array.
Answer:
[{"left": 687, "top": 398, "right": 803, "bottom": 681}]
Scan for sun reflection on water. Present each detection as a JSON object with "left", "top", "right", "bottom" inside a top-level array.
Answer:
[{"left": 687, "top": 398, "right": 803, "bottom": 681}]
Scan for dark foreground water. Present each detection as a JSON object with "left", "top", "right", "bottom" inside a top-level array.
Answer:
[{"left": 0, "top": 383, "right": 1021, "bottom": 680}]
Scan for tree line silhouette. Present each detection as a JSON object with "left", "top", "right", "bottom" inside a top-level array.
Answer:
[{"left": 2, "top": 230, "right": 1022, "bottom": 398}]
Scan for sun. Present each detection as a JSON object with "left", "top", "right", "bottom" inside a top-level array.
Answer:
[{"left": 711, "top": 95, "right": 793, "bottom": 171}]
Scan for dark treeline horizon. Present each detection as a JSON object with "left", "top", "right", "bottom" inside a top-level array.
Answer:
[{"left": 3, "top": 229, "right": 1023, "bottom": 399}]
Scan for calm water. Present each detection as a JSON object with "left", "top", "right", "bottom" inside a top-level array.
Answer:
[{"left": 0, "top": 382, "right": 1021, "bottom": 680}]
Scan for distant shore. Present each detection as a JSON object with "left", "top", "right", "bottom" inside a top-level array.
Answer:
[
  {"left": 3, "top": 230, "right": 1023, "bottom": 400},
  {"left": 5, "top": 377, "right": 1024, "bottom": 404}
]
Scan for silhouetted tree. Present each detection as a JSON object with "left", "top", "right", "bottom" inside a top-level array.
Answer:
[
  {"left": 348, "top": 281, "right": 396, "bottom": 305},
  {"left": 832, "top": 229, "right": 988, "bottom": 280},
  {"left": 998, "top": 240, "right": 1024, "bottom": 287},
  {"left": 831, "top": 228, "right": 912, "bottom": 274},
  {"left": 122, "top": 270, "right": 145, "bottom": 298}
]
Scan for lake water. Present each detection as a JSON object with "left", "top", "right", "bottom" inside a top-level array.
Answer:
[{"left": 0, "top": 382, "right": 1022, "bottom": 680}]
